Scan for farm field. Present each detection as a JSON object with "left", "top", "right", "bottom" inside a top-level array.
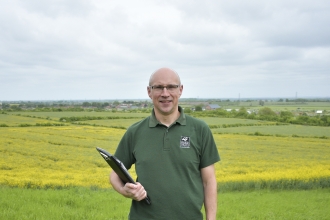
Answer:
[
  {"left": 1, "top": 110, "right": 330, "bottom": 219},
  {"left": 75, "top": 118, "right": 144, "bottom": 128},
  {"left": 0, "top": 126, "right": 122, "bottom": 189},
  {"left": 10, "top": 111, "right": 150, "bottom": 121},
  {"left": 198, "top": 117, "right": 275, "bottom": 125},
  {"left": 3, "top": 112, "right": 330, "bottom": 138},
  {"left": 214, "top": 134, "right": 330, "bottom": 191},
  {"left": 81, "top": 117, "right": 275, "bottom": 129},
  {"left": 213, "top": 101, "right": 330, "bottom": 112},
  {"left": 1, "top": 118, "right": 329, "bottom": 190},
  {"left": 0, "top": 114, "right": 51, "bottom": 126},
  {"left": 212, "top": 124, "right": 330, "bottom": 138}
]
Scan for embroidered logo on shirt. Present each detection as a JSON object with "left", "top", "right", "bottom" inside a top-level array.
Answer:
[{"left": 180, "top": 136, "right": 190, "bottom": 148}]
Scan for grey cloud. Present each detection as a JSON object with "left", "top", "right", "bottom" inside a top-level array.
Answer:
[{"left": 0, "top": 0, "right": 329, "bottom": 100}]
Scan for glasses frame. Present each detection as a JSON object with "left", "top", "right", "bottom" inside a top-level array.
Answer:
[{"left": 149, "top": 84, "right": 180, "bottom": 93}]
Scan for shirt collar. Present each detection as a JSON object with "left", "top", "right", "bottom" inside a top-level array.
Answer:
[{"left": 149, "top": 106, "right": 186, "bottom": 127}]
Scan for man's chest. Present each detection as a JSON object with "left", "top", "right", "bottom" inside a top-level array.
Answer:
[{"left": 132, "top": 125, "right": 202, "bottom": 171}]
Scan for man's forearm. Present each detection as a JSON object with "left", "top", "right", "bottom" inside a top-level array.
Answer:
[
  {"left": 109, "top": 171, "right": 127, "bottom": 197},
  {"left": 204, "top": 179, "right": 217, "bottom": 220},
  {"left": 201, "top": 165, "right": 218, "bottom": 220}
]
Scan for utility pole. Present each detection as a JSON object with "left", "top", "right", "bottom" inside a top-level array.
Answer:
[{"left": 238, "top": 93, "right": 240, "bottom": 106}]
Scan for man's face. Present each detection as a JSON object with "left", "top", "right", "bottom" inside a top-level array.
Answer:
[{"left": 148, "top": 70, "right": 183, "bottom": 117}]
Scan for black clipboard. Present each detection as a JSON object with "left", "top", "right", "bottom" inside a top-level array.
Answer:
[{"left": 96, "top": 147, "right": 151, "bottom": 205}]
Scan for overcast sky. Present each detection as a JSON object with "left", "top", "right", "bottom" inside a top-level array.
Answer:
[{"left": 1, "top": 0, "right": 329, "bottom": 101}]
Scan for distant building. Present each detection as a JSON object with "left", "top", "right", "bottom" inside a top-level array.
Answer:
[
  {"left": 316, "top": 110, "right": 323, "bottom": 114},
  {"left": 116, "top": 104, "right": 130, "bottom": 110},
  {"left": 205, "top": 104, "right": 220, "bottom": 110}
]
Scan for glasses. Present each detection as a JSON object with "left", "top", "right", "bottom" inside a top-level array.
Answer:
[{"left": 149, "top": 84, "right": 180, "bottom": 93}]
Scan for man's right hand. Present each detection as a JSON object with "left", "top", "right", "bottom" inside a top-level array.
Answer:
[
  {"left": 123, "top": 182, "right": 148, "bottom": 201},
  {"left": 110, "top": 171, "right": 147, "bottom": 201}
]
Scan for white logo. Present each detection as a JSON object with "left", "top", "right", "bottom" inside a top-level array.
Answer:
[{"left": 180, "top": 136, "right": 190, "bottom": 148}]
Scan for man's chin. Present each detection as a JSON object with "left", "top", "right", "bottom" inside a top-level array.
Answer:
[{"left": 156, "top": 106, "right": 175, "bottom": 115}]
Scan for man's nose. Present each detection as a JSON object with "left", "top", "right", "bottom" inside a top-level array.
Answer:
[{"left": 160, "top": 87, "right": 170, "bottom": 96}]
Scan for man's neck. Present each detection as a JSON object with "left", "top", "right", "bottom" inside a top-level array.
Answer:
[{"left": 154, "top": 109, "right": 181, "bottom": 127}]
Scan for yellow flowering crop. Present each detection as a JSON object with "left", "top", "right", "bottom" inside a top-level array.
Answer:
[
  {"left": 214, "top": 134, "right": 330, "bottom": 190},
  {"left": 0, "top": 126, "right": 126, "bottom": 189},
  {"left": 0, "top": 126, "right": 329, "bottom": 190}
]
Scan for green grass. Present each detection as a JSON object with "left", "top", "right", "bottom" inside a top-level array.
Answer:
[
  {"left": 0, "top": 114, "right": 52, "bottom": 126},
  {"left": 1, "top": 187, "right": 329, "bottom": 220},
  {"left": 76, "top": 118, "right": 143, "bottom": 129},
  {"left": 0, "top": 187, "right": 131, "bottom": 220},
  {"left": 198, "top": 117, "right": 273, "bottom": 125},
  {"left": 217, "top": 189, "right": 330, "bottom": 220},
  {"left": 212, "top": 124, "right": 330, "bottom": 138},
  {"left": 211, "top": 101, "right": 330, "bottom": 112},
  {"left": 9, "top": 112, "right": 150, "bottom": 121}
]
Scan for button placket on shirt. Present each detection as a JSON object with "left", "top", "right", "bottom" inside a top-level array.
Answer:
[{"left": 163, "top": 127, "right": 170, "bottom": 151}]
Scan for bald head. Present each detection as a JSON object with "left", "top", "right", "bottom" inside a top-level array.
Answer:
[{"left": 149, "top": 67, "right": 181, "bottom": 86}]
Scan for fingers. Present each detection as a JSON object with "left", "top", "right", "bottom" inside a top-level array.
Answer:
[{"left": 124, "top": 182, "right": 147, "bottom": 201}]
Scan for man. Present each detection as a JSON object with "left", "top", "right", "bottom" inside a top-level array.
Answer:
[{"left": 110, "top": 67, "right": 220, "bottom": 220}]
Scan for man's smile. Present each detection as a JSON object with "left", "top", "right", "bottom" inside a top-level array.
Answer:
[{"left": 159, "top": 100, "right": 172, "bottom": 103}]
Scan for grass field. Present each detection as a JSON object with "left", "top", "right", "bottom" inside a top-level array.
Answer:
[
  {"left": 211, "top": 101, "right": 330, "bottom": 112},
  {"left": 213, "top": 124, "right": 330, "bottom": 138},
  {"left": 0, "top": 114, "right": 52, "bottom": 126},
  {"left": 1, "top": 111, "right": 330, "bottom": 219},
  {"left": 199, "top": 117, "right": 277, "bottom": 125},
  {"left": 10, "top": 111, "right": 150, "bottom": 121},
  {"left": 1, "top": 187, "right": 329, "bottom": 220},
  {"left": 75, "top": 118, "right": 144, "bottom": 128}
]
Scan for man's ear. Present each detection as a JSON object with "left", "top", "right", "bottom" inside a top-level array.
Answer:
[
  {"left": 147, "top": 86, "right": 152, "bottom": 98},
  {"left": 179, "top": 85, "right": 183, "bottom": 97}
]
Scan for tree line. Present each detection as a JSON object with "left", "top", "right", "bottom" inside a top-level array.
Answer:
[{"left": 188, "top": 107, "right": 330, "bottom": 127}]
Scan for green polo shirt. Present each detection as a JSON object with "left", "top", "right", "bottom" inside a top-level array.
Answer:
[{"left": 114, "top": 106, "right": 220, "bottom": 220}]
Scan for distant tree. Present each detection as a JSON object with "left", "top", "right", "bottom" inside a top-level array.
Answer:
[
  {"left": 258, "top": 107, "right": 276, "bottom": 116},
  {"left": 236, "top": 107, "right": 248, "bottom": 118},
  {"left": 280, "top": 111, "right": 293, "bottom": 118},
  {"left": 280, "top": 111, "right": 294, "bottom": 122},
  {"left": 82, "top": 102, "right": 91, "bottom": 107},
  {"left": 102, "top": 102, "right": 110, "bottom": 107},
  {"left": 92, "top": 102, "right": 102, "bottom": 108},
  {"left": 320, "top": 115, "right": 330, "bottom": 126},
  {"left": 214, "top": 109, "right": 228, "bottom": 117},
  {"left": 2, "top": 103, "right": 10, "bottom": 109},
  {"left": 184, "top": 108, "right": 192, "bottom": 113},
  {"left": 11, "top": 105, "right": 22, "bottom": 111},
  {"left": 195, "top": 105, "right": 203, "bottom": 111}
]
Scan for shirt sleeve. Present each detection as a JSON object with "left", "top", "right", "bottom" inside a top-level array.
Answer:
[
  {"left": 199, "top": 122, "right": 220, "bottom": 169},
  {"left": 114, "top": 129, "right": 136, "bottom": 170}
]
